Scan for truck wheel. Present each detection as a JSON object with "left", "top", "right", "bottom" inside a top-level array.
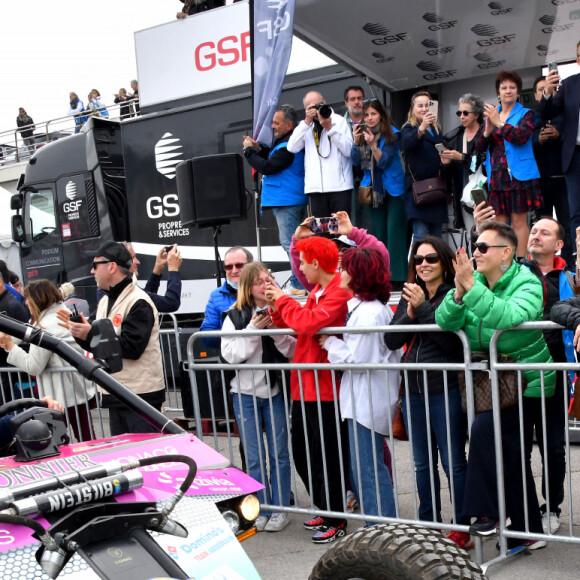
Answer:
[{"left": 309, "top": 523, "right": 487, "bottom": 580}]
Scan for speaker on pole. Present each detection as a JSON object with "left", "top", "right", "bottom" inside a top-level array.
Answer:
[{"left": 176, "top": 153, "right": 247, "bottom": 227}]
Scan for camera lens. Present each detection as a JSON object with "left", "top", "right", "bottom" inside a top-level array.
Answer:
[{"left": 318, "top": 104, "right": 332, "bottom": 119}]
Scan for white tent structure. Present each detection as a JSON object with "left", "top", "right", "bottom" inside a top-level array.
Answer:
[{"left": 0, "top": 185, "right": 22, "bottom": 280}]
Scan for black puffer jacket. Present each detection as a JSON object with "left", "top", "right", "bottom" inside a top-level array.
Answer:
[{"left": 385, "top": 283, "right": 463, "bottom": 395}]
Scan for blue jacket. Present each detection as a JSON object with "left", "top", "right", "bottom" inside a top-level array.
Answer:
[
  {"left": 351, "top": 128, "right": 405, "bottom": 197},
  {"left": 559, "top": 270, "right": 575, "bottom": 365},
  {"left": 261, "top": 143, "right": 306, "bottom": 207},
  {"left": 200, "top": 280, "right": 237, "bottom": 348},
  {"left": 144, "top": 270, "right": 182, "bottom": 313},
  {"left": 484, "top": 102, "right": 540, "bottom": 182}
]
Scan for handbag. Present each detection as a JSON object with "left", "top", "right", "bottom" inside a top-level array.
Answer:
[
  {"left": 457, "top": 353, "right": 523, "bottom": 414},
  {"left": 411, "top": 176, "right": 449, "bottom": 207},
  {"left": 392, "top": 334, "right": 418, "bottom": 441},
  {"left": 358, "top": 185, "right": 373, "bottom": 205}
]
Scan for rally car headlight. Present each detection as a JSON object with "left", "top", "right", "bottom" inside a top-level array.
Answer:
[
  {"left": 221, "top": 509, "right": 240, "bottom": 533},
  {"left": 239, "top": 494, "right": 260, "bottom": 522}
]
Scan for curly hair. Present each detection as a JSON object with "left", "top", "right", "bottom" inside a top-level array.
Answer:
[
  {"left": 341, "top": 248, "right": 391, "bottom": 303},
  {"left": 296, "top": 236, "right": 339, "bottom": 274},
  {"left": 495, "top": 70, "right": 522, "bottom": 95}
]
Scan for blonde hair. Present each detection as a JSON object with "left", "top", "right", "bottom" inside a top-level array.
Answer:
[
  {"left": 233, "top": 262, "right": 269, "bottom": 311},
  {"left": 405, "top": 91, "right": 440, "bottom": 134}
]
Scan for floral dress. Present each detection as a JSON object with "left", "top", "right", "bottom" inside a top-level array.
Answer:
[{"left": 475, "top": 110, "right": 541, "bottom": 215}]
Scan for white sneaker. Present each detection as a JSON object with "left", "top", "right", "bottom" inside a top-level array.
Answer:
[
  {"left": 283, "top": 285, "right": 307, "bottom": 297},
  {"left": 255, "top": 515, "right": 270, "bottom": 532},
  {"left": 264, "top": 512, "right": 290, "bottom": 532},
  {"left": 345, "top": 490, "right": 358, "bottom": 513},
  {"left": 542, "top": 511, "right": 560, "bottom": 534}
]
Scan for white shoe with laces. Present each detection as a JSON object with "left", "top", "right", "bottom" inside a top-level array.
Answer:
[
  {"left": 264, "top": 512, "right": 290, "bottom": 532},
  {"left": 255, "top": 515, "right": 270, "bottom": 532},
  {"left": 542, "top": 511, "right": 560, "bottom": 534}
]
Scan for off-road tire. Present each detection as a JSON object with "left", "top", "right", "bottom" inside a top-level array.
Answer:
[{"left": 309, "top": 523, "right": 487, "bottom": 580}]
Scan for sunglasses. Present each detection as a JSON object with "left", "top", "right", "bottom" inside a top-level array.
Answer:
[
  {"left": 456, "top": 110, "right": 472, "bottom": 117},
  {"left": 414, "top": 253, "right": 440, "bottom": 266},
  {"left": 92, "top": 260, "right": 112, "bottom": 269},
  {"left": 363, "top": 97, "right": 380, "bottom": 104},
  {"left": 224, "top": 262, "right": 247, "bottom": 271},
  {"left": 473, "top": 242, "right": 508, "bottom": 254}
]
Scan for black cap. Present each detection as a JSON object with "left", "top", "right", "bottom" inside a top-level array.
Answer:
[{"left": 87, "top": 241, "right": 132, "bottom": 269}]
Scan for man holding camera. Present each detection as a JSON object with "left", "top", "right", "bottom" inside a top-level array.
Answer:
[{"left": 288, "top": 91, "right": 353, "bottom": 217}]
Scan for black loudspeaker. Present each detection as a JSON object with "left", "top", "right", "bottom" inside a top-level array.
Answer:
[{"left": 176, "top": 153, "right": 246, "bottom": 227}]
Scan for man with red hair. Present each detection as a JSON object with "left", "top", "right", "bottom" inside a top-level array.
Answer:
[{"left": 266, "top": 236, "right": 352, "bottom": 543}]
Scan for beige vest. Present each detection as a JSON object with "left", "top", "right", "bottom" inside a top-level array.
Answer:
[{"left": 96, "top": 279, "right": 165, "bottom": 395}]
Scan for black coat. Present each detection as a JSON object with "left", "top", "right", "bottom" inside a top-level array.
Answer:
[
  {"left": 399, "top": 122, "right": 448, "bottom": 224},
  {"left": 385, "top": 283, "right": 463, "bottom": 395}
]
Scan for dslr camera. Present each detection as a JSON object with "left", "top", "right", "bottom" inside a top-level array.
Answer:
[{"left": 313, "top": 102, "right": 332, "bottom": 119}]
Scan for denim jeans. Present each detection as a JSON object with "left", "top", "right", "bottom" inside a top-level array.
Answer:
[
  {"left": 347, "top": 419, "right": 396, "bottom": 524},
  {"left": 233, "top": 392, "right": 290, "bottom": 515},
  {"left": 412, "top": 219, "right": 443, "bottom": 240},
  {"left": 402, "top": 388, "right": 468, "bottom": 524},
  {"left": 271, "top": 205, "right": 307, "bottom": 289}
]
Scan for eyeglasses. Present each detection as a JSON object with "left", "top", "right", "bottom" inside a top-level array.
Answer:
[
  {"left": 92, "top": 260, "right": 112, "bottom": 269},
  {"left": 473, "top": 242, "right": 508, "bottom": 254},
  {"left": 224, "top": 262, "right": 247, "bottom": 271},
  {"left": 413, "top": 253, "right": 440, "bottom": 266},
  {"left": 456, "top": 110, "right": 472, "bottom": 117}
]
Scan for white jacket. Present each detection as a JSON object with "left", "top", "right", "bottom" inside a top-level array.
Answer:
[
  {"left": 287, "top": 112, "right": 353, "bottom": 194},
  {"left": 7, "top": 303, "right": 96, "bottom": 406},
  {"left": 221, "top": 310, "right": 297, "bottom": 398},
  {"left": 324, "top": 298, "right": 402, "bottom": 436}
]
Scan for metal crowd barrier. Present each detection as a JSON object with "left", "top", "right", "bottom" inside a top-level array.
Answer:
[
  {"left": 185, "top": 322, "right": 580, "bottom": 571},
  {"left": 158, "top": 313, "right": 183, "bottom": 412}
]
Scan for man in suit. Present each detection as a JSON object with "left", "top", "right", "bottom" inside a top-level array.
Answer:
[{"left": 539, "top": 41, "right": 580, "bottom": 245}]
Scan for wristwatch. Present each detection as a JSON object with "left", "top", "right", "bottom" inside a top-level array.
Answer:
[
  {"left": 498, "top": 122, "right": 505, "bottom": 130},
  {"left": 371, "top": 146, "right": 378, "bottom": 151}
]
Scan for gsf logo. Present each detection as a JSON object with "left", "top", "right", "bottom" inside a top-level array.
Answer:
[
  {"left": 428, "top": 20, "right": 458, "bottom": 31},
  {"left": 477, "top": 59, "right": 506, "bottom": 68},
  {"left": 371, "top": 32, "right": 408, "bottom": 44},
  {"left": 63, "top": 200, "right": 83, "bottom": 213},
  {"left": 476, "top": 34, "right": 516, "bottom": 46},
  {"left": 146, "top": 195, "right": 180, "bottom": 219},
  {"left": 542, "top": 23, "right": 574, "bottom": 32},
  {"left": 423, "top": 70, "right": 458, "bottom": 80}
]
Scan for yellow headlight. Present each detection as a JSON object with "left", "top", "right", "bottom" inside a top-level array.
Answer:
[{"left": 239, "top": 494, "right": 260, "bottom": 521}]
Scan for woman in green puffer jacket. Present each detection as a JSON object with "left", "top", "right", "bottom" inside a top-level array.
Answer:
[{"left": 436, "top": 221, "right": 553, "bottom": 549}]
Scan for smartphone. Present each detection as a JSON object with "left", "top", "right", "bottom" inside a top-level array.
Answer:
[
  {"left": 548, "top": 61, "right": 558, "bottom": 74},
  {"left": 471, "top": 187, "right": 488, "bottom": 207},
  {"left": 165, "top": 244, "right": 174, "bottom": 252},
  {"left": 434, "top": 143, "right": 446, "bottom": 154},
  {"left": 428, "top": 99, "right": 439, "bottom": 117},
  {"left": 358, "top": 123, "right": 367, "bottom": 132},
  {"left": 255, "top": 307, "right": 268, "bottom": 318},
  {"left": 309, "top": 217, "right": 339, "bottom": 234}
]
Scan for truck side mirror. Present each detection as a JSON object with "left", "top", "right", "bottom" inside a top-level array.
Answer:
[
  {"left": 12, "top": 215, "right": 24, "bottom": 243},
  {"left": 10, "top": 193, "right": 23, "bottom": 211}
]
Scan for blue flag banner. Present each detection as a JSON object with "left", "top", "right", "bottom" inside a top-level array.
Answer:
[{"left": 252, "top": 0, "right": 296, "bottom": 146}]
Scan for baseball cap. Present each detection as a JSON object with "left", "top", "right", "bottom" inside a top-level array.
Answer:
[
  {"left": 332, "top": 235, "right": 357, "bottom": 248},
  {"left": 87, "top": 241, "right": 132, "bottom": 269}
]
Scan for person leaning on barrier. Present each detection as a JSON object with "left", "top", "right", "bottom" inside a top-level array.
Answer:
[
  {"left": 0, "top": 280, "right": 96, "bottom": 442},
  {"left": 265, "top": 236, "right": 352, "bottom": 544},
  {"left": 319, "top": 248, "right": 401, "bottom": 525},
  {"left": 57, "top": 241, "right": 165, "bottom": 436},
  {"left": 221, "top": 262, "right": 296, "bottom": 533},
  {"left": 436, "top": 221, "right": 554, "bottom": 550},
  {"left": 289, "top": 211, "right": 390, "bottom": 293},
  {"left": 386, "top": 236, "right": 470, "bottom": 549},
  {"left": 200, "top": 246, "right": 253, "bottom": 349}
]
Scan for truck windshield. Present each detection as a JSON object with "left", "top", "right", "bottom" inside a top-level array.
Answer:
[{"left": 25, "top": 188, "right": 57, "bottom": 244}]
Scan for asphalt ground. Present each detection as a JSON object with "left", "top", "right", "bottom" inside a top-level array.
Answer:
[{"left": 233, "top": 438, "right": 580, "bottom": 580}]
